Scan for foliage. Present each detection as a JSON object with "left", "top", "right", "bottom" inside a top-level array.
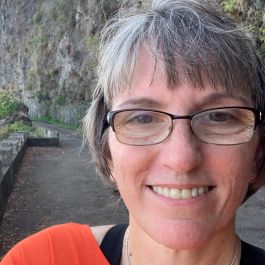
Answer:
[
  {"left": 0, "top": 121, "right": 44, "bottom": 141},
  {"left": 36, "top": 90, "right": 49, "bottom": 103},
  {"left": 85, "top": 36, "right": 99, "bottom": 49},
  {"left": 0, "top": 126, "right": 9, "bottom": 141},
  {"left": 55, "top": 94, "right": 68, "bottom": 106},
  {"left": 0, "top": 91, "right": 22, "bottom": 119},
  {"left": 222, "top": 0, "right": 238, "bottom": 14},
  {"left": 8, "top": 121, "right": 38, "bottom": 135},
  {"left": 29, "top": 26, "right": 48, "bottom": 50},
  {"left": 32, "top": 116, "right": 80, "bottom": 130},
  {"left": 32, "top": 10, "right": 42, "bottom": 25},
  {"left": 258, "top": 25, "right": 265, "bottom": 55},
  {"left": 50, "top": 0, "right": 72, "bottom": 39},
  {"left": 26, "top": 67, "right": 37, "bottom": 90},
  {"left": 240, "top": 9, "right": 265, "bottom": 56}
]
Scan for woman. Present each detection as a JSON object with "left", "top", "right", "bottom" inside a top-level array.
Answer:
[{"left": 2, "top": 0, "right": 265, "bottom": 264}]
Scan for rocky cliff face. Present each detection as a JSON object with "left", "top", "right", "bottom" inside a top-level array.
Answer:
[
  {"left": 0, "top": 0, "right": 121, "bottom": 123},
  {"left": 0, "top": 0, "right": 265, "bottom": 123}
]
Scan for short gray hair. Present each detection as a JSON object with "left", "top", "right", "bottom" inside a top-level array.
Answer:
[{"left": 83, "top": 0, "right": 265, "bottom": 197}]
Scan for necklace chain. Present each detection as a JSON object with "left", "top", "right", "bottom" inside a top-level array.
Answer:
[
  {"left": 125, "top": 229, "right": 132, "bottom": 265},
  {"left": 125, "top": 229, "right": 241, "bottom": 265}
]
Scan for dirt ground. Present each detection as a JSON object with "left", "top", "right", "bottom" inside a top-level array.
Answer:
[{"left": 0, "top": 122, "right": 264, "bottom": 259}]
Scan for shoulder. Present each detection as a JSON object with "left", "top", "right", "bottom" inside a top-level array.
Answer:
[
  {"left": 20, "top": 222, "right": 93, "bottom": 246},
  {"left": 1, "top": 223, "right": 110, "bottom": 265},
  {"left": 241, "top": 241, "right": 265, "bottom": 265},
  {"left": 91, "top": 224, "right": 115, "bottom": 245}
]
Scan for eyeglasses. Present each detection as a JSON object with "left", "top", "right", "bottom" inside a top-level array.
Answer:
[{"left": 107, "top": 107, "right": 262, "bottom": 146}]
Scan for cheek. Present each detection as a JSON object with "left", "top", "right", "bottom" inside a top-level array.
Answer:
[
  {"left": 208, "top": 143, "right": 257, "bottom": 194},
  {"left": 108, "top": 131, "right": 155, "bottom": 185}
]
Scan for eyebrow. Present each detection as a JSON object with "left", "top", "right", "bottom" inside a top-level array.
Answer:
[
  {"left": 199, "top": 92, "right": 250, "bottom": 106},
  {"left": 117, "top": 98, "right": 165, "bottom": 109},
  {"left": 116, "top": 92, "right": 250, "bottom": 110}
]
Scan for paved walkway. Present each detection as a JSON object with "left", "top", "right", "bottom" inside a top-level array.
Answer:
[
  {"left": 0, "top": 122, "right": 128, "bottom": 257},
  {"left": 0, "top": 121, "right": 264, "bottom": 257}
]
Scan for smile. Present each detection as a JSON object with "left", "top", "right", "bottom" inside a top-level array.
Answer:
[{"left": 152, "top": 186, "right": 210, "bottom": 200}]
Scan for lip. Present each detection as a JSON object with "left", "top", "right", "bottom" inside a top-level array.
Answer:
[
  {"left": 147, "top": 185, "right": 215, "bottom": 206},
  {"left": 148, "top": 183, "right": 212, "bottom": 189}
]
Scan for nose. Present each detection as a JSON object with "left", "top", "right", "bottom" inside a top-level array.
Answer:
[{"left": 158, "top": 120, "right": 203, "bottom": 174}]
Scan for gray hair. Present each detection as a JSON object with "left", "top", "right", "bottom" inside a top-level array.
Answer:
[{"left": 83, "top": 0, "right": 265, "bottom": 197}]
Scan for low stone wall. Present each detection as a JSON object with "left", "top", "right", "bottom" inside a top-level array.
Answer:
[
  {"left": 28, "top": 128, "right": 59, "bottom": 147},
  {"left": 0, "top": 130, "right": 59, "bottom": 220}
]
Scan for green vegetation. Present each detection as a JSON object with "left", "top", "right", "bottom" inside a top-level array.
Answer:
[
  {"left": 85, "top": 36, "right": 99, "bottom": 49},
  {"left": 222, "top": 0, "right": 238, "bottom": 14},
  {"left": 36, "top": 90, "right": 49, "bottom": 103},
  {"left": 32, "top": 10, "right": 42, "bottom": 25},
  {"left": 32, "top": 116, "right": 80, "bottom": 130},
  {"left": 29, "top": 26, "right": 48, "bottom": 50},
  {"left": 0, "top": 126, "right": 9, "bottom": 141},
  {"left": 0, "top": 91, "right": 22, "bottom": 119},
  {"left": 8, "top": 121, "right": 43, "bottom": 136},
  {"left": 240, "top": 9, "right": 265, "bottom": 56},
  {"left": 26, "top": 67, "right": 37, "bottom": 90},
  {"left": 0, "top": 121, "right": 44, "bottom": 141},
  {"left": 54, "top": 89, "right": 69, "bottom": 106},
  {"left": 50, "top": 0, "right": 72, "bottom": 39},
  {"left": 0, "top": 91, "right": 39, "bottom": 140},
  {"left": 55, "top": 94, "right": 68, "bottom": 106},
  {"left": 258, "top": 26, "right": 265, "bottom": 55}
]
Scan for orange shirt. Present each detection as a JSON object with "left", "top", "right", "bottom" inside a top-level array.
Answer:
[{"left": 1, "top": 223, "right": 109, "bottom": 265}]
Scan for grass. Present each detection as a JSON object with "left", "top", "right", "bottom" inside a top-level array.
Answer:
[{"left": 32, "top": 116, "right": 81, "bottom": 130}]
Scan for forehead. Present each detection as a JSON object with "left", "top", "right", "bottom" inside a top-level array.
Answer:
[{"left": 111, "top": 48, "right": 252, "bottom": 109}]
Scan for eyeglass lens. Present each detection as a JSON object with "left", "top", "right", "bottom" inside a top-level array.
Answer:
[{"left": 112, "top": 108, "right": 256, "bottom": 146}]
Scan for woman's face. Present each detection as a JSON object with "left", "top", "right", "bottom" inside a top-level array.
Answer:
[{"left": 108, "top": 49, "right": 260, "bottom": 249}]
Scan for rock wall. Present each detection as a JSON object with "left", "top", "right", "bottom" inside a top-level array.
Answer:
[
  {"left": 0, "top": 0, "right": 121, "bottom": 122},
  {"left": 0, "top": 0, "right": 265, "bottom": 123}
]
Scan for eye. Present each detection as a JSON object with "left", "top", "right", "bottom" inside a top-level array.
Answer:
[
  {"left": 208, "top": 111, "right": 232, "bottom": 122},
  {"left": 195, "top": 109, "right": 239, "bottom": 125},
  {"left": 130, "top": 113, "right": 154, "bottom": 124},
  {"left": 123, "top": 111, "right": 166, "bottom": 127}
]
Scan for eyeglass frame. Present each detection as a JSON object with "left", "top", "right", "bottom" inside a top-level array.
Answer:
[{"left": 106, "top": 106, "right": 263, "bottom": 146}]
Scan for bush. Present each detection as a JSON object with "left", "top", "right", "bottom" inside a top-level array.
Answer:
[
  {"left": 0, "top": 125, "right": 9, "bottom": 141},
  {"left": 8, "top": 121, "right": 35, "bottom": 134},
  {"left": 223, "top": 0, "right": 238, "bottom": 14},
  {"left": 0, "top": 121, "right": 45, "bottom": 141},
  {"left": 0, "top": 91, "right": 22, "bottom": 119}
]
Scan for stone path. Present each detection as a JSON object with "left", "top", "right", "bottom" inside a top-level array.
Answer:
[
  {"left": 0, "top": 122, "right": 128, "bottom": 257},
  {"left": 0, "top": 121, "right": 264, "bottom": 258}
]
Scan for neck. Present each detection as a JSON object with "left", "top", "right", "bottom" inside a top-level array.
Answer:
[{"left": 123, "top": 218, "right": 240, "bottom": 265}]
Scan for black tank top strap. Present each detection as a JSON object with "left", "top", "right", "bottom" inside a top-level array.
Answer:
[{"left": 100, "top": 224, "right": 128, "bottom": 265}]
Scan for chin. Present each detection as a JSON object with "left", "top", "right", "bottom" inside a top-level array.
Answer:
[{"left": 145, "top": 221, "right": 215, "bottom": 250}]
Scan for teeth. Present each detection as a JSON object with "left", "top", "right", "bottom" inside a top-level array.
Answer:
[
  {"left": 152, "top": 186, "right": 209, "bottom": 200},
  {"left": 170, "top": 188, "right": 181, "bottom": 199}
]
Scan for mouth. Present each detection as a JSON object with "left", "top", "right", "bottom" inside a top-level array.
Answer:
[{"left": 150, "top": 186, "right": 213, "bottom": 200}]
